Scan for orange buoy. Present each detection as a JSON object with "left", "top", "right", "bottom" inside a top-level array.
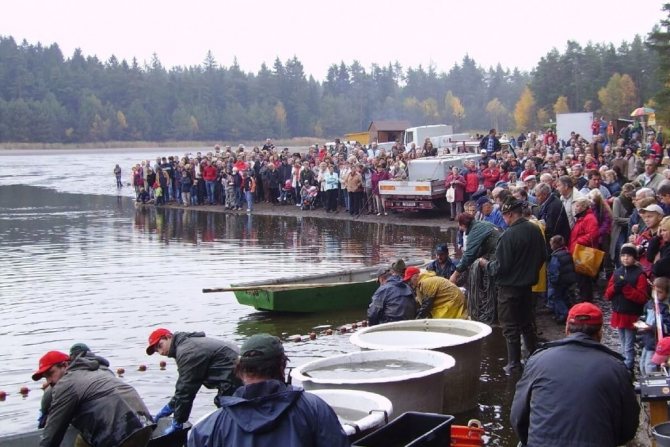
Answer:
[
  {"left": 339, "top": 327, "right": 348, "bottom": 334},
  {"left": 325, "top": 329, "right": 333, "bottom": 335},
  {"left": 159, "top": 360, "right": 167, "bottom": 370},
  {"left": 0, "top": 390, "right": 7, "bottom": 401},
  {"left": 138, "top": 365, "right": 147, "bottom": 372},
  {"left": 19, "top": 386, "right": 29, "bottom": 396},
  {"left": 117, "top": 367, "right": 125, "bottom": 376},
  {"left": 352, "top": 322, "right": 358, "bottom": 329},
  {"left": 309, "top": 332, "right": 317, "bottom": 340}
]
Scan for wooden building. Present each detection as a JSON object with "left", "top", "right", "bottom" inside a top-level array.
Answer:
[{"left": 368, "top": 120, "right": 410, "bottom": 144}]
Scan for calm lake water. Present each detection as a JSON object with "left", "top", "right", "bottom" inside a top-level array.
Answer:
[{"left": 0, "top": 149, "right": 516, "bottom": 445}]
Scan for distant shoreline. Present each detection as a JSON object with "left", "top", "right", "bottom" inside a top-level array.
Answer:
[{"left": 0, "top": 137, "right": 323, "bottom": 154}]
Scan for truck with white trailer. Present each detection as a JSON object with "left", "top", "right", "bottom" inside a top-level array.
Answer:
[{"left": 379, "top": 153, "right": 481, "bottom": 212}]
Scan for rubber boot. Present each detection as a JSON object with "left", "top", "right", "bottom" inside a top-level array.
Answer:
[{"left": 503, "top": 341, "right": 523, "bottom": 375}]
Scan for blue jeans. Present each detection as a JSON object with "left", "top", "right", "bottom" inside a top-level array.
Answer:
[
  {"left": 618, "top": 328, "right": 636, "bottom": 370},
  {"left": 640, "top": 348, "right": 658, "bottom": 376},
  {"left": 205, "top": 181, "right": 216, "bottom": 204},
  {"left": 245, "top": 191, "right": 253, "bottom": 211},
  {"left": 232, "top": 186, "right": 241, "bottom": 208}
]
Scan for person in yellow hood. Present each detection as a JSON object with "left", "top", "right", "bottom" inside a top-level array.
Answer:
[{"left": 403, "top": 267, "right": 467, "bottom": 319}]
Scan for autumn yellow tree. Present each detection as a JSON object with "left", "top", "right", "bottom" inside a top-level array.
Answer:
[
  {"left": 485, "top": 98, "right": 507, "bottom": 130},
  {"left": 444, "top": 91, "right": 465, "bottom": 129},
  {"left": 598, "top": 73, "right": 638, "bottom": 119},
  {"left": 514, "top": 86, "right": 536, "bottom": 131},
  {"left": 537, "top": 108, "right": 550, "bottom": 128},
  {"left": 274, "top": 101, "right": 287, "bottom": 138},
  {"left": 421, "top": 98, "right": 440, "bottom": 122},
  {"left": 553, "top": 96, "right": 570, "bottom": 115}
]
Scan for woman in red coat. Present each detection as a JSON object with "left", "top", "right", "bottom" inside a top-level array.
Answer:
[
  {"left": 445, "top": 166, "right": 466, "bottom": 220},
  {"left": 570, "top": 197, "right": 600, "bottom": 302},
  {"left": 464, "top": 161, "right": 480, "bottom": 201}
]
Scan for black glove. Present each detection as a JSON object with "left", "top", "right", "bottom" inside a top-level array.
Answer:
[{"left": 416, "top": 297, "right": 435, "bottom": 319}]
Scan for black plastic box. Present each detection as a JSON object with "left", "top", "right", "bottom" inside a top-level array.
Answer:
[{"left": 352, "top": 411, "right": 454, "bottom": 447}]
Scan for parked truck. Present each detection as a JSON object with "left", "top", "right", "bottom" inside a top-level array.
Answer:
[{"left": 379, "top": 153, "right": 481, "bottom": 212}]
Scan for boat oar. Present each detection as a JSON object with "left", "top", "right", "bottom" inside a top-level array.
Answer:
[{"left": 203, "top": 281, "right": 364, "bottom": 293}]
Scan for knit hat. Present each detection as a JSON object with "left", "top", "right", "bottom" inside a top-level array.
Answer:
[{"left": 620, "top": 244, "right": 639, "bottom": 259}]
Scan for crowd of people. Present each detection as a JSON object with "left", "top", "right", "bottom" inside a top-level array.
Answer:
[
  {"left": 73, "top": 121, "right": 670, "bottom": 446},
  {"left": 129, "top": 138, "right": 420, "bottom": 216}
]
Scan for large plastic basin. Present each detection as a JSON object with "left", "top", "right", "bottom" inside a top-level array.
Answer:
[
  {"left": 310, "top": 389, "right": 393, "bottom": 439},
  {"left": 293, "top": 349, "right": 454, "bottom": 419},
  {"left": 350, "top": 319, "right": 492, "bottom": 413}
]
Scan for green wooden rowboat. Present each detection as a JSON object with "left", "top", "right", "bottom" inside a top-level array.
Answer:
[{"left": 225, "top": 265, "right": 408, "bottom": 313}]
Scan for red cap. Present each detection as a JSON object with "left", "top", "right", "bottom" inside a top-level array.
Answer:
[
  {"left": 652, "top": 337, "right": 670, "bottom": 365},
  {"left": 567, "top": 302, "right": 603, "bottom": 326},
  {"left": 32, "top": 351, "right": 69, "bottom": 381},
  {"left": 403, "top": 266, "right": 421, "bottom": 282},
  {"left": 146, "top": 328, "right": 172, "bottom": 355}
]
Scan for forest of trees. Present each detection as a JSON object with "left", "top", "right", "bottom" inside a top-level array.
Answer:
[{"left": 0, "top": 9, "right": 668, "bottom": 143}]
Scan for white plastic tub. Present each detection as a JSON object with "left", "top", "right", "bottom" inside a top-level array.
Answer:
[
  {"left": 293, "top": 349, "right": 454, "bottom": 419},
  {"left": 350, "top": 319, "right": 492, "bottom": 413},
  {"left": 310, "top": 389, "right": 393, "bottom": 439}
]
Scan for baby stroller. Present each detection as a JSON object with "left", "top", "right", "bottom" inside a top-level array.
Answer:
[
  {"left": 279, "top": 179, "right": 294, "bottom": 205},
  {"left": 301, "top": 186, "right": 319, "bottom": 210}
]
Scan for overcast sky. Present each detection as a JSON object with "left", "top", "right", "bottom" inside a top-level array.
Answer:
[{"left": 1, "top": 1, "right": 666, "bottom": 80}]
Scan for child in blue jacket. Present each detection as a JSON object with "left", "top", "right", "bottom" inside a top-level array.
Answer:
[{"left": 547, "top": 235, "right": 577, "bottom": 324}]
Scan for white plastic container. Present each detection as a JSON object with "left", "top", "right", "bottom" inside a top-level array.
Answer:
[
  {"left": 293, "top": 349, "right": 454, "bottom": 419},
  {"left": 350, "top": 319, "right": 492, "bottom": 413},
  {"left": 310, "top": 389, "right": 393, "bottom": 439}
]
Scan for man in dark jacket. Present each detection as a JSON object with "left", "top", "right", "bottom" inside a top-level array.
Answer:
[
  {"left": 510, "top": 302, "right": 639, "bottom": 446},
  {"left": 38, "top": 343, "right": 110, "bottom": 429},
  {"left": 146, "top": 328, "right": 241, "bottom": 434},
  {"left": 188, "top": 334, "right": 349, "bottom": 447},
  {"left": 534, "top": 183, "right": 571, "bottom": 249},
  {"left": 367, "top": 266, "right": 416, "bottom": 325},
  {"left": 480, "top": 198, "right": 547, "bottom": 374},
  {"left": 33, "top": 350, "right": 154, "bottom": 447},
  {"left": 479, "top": 128, "right": 501, "bottom": 158}
]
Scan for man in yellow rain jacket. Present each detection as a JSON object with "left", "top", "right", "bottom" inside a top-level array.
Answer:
[{"left": 403, "top": 267, "right": 467, "bottom": 319}]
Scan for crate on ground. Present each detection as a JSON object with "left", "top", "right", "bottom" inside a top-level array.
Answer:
[
  {"left": 450, "top": 419, "right": 485, "bottom": 447},
  {"left": 352, "top": 411, "right": 454, "bottom": 447}
]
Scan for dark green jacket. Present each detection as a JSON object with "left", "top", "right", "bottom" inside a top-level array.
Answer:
[
  {"left": 456, "top": 220, "right": 499, "bottom": 273},
  {"left": 169, "top": 331, "right": 240, "bottom": 423},
  {"left": 41, "top": 356, "right": 153, "bottom": 447},
  {"left": 486, "top": 218, "right": 547, "bottom": 287}
]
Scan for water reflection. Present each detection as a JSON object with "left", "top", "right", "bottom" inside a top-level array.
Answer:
[
  {"left": 0, "top": 184, "right": 458, "bottom": 438},
  {"left": 131, "top": 205, "right": 457, "bottom": 267}
]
